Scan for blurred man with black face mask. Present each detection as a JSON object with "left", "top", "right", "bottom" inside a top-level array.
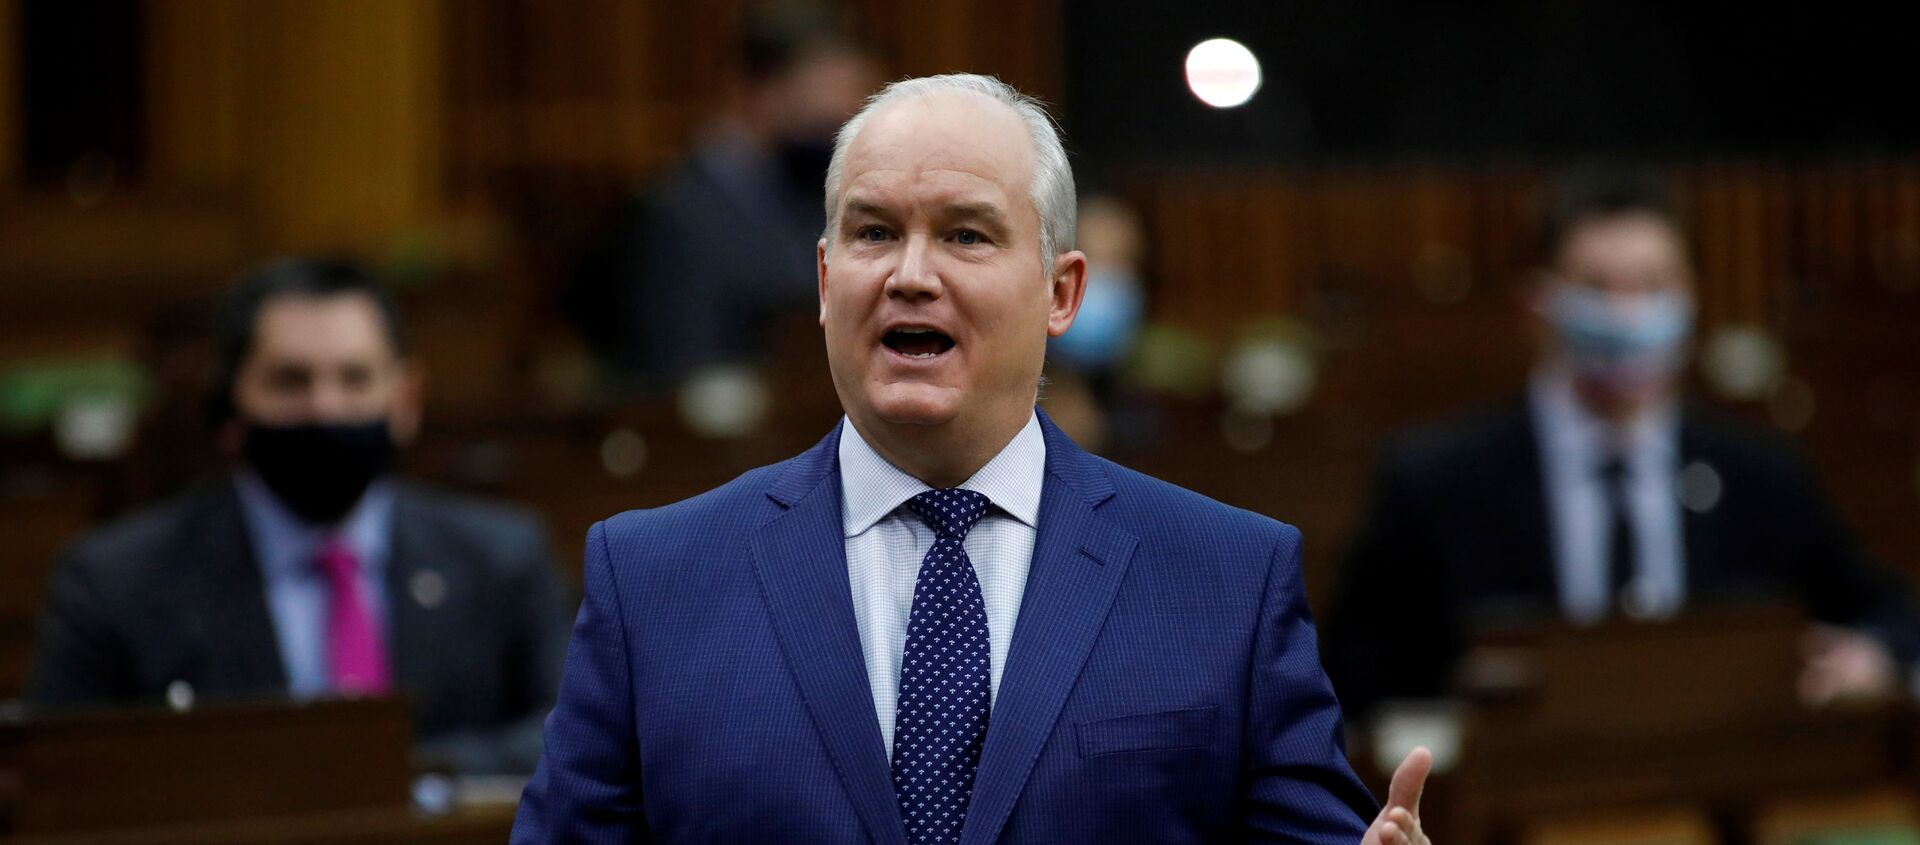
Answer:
[
  {"left": 29, "top": 258, "right": 571, "bottom": 775},
  {"left": 565, "top": 3, "right": 883, "bottom": 383},
  {"left": 1323, "top": 173, "right": 1920, "bottom": 723}
]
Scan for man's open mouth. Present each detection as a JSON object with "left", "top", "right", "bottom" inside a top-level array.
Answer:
[{"left": 881, "top": 327, "right": 957, "bottom": 359}]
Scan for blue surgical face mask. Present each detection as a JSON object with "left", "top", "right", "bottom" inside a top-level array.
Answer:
[
  {"left": 1051, "top": 269, "right": 1144, "bottom": 372},
  {"left": 1545, "top": 284, "right": 1694, "bottom": 388}
]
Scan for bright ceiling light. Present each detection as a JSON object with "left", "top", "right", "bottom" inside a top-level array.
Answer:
[{"left": 1185, "top": 37, "right": 1262, "bottom": 109}]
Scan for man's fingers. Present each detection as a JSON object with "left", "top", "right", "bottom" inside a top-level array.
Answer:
[
  {"left": 1384, "top": 820, "right": 1413, "bottom": 845},
  {"left": 1800, "top": 660, "right": 1838, "bottom": 706},
  {"left": 1387, "top": 746, "right": 1433, "bottom": 813},
  {"left": 1388, "top": 807, "right": 1429, "bottom": 845},
  {"left": 1801, "top": 623, "right": 1845, "bottom": 659}
]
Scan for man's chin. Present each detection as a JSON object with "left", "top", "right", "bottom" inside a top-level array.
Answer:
[
  {"left": 1573, "top": 372, "right": 1674, "bottom": 418},
  {"left": 873, "top": 405, "right": 962, "bottom": 428},
  {"left": 864, "top": 386, "right": 965, "bottom": 428}
]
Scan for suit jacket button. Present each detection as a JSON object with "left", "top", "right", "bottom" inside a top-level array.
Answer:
[
  {"left": 1676, "top": 461, "right": 1723, "bottom": 513},
  {"left": 411, "top": 569, "right": 449, "bottom": 609},
  {"left": 166, "top": 680, "right": 196, "bottom": 711}
]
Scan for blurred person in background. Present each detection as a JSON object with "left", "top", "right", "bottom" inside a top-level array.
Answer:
[
  {"left": 1048, "top": 193, "right": 1147, "bottom": 389},
  {"left": 1322, "top": 172, "right": 1920, "bottom": 722},
  {"left": 1040, "top": 193, "right": 1149, "bottom": 453},
  {"left": 567, "top": 2, "right": 882, "bottom": 385},
  {"left": 27, "top": 258, "right": 572, "bottom": 775}
]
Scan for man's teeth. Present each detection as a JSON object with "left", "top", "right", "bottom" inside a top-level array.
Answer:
[{"left": 887, "top": 327, "right": 949, "bottom": 359}]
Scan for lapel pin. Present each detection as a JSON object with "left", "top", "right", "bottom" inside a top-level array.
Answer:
[
  {"left": 411, "top": 569, "right": 449, "bottom": 609},
  {"left": 1675, "top": 461, "right": 1723, "bottom": 514},
  {"left": 166, "top": 680, "right": 196, "bottom": 712}
]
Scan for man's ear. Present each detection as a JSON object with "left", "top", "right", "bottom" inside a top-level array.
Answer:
[
  {"left": 389, "top": 358, "right": 426, "bottom": 447},
  {"left": 817, "top": 238, "right": 831, "bottom": 326},
  {"left": 1522, "top": 269, "right": 1559, "bottom": 351},
  {"left": 1522, "top": 268, "right": 1554, "bottom": 314},
  {"left": 217, "top": 415, "right": 247, "bottom": 456},
  {"left": 1046, "top": 250, "right": 1089, "bottom": 337}
]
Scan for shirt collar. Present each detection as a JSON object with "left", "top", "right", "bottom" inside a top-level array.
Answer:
[
  {"left": 1529, "top": 366, "right": 1678, "bottom": 468},
  {"left": 838, "top": 412, "right": 1046, "bottom": 538},
  {"left": 234, "top": 470, "right": 396, "bottom": 581}
]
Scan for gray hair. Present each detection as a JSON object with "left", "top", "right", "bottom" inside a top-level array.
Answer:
[{"left": 822, "top": 73, "right": 1076, "bottom": 265}]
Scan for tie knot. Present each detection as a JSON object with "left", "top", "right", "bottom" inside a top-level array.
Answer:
[
  {"left": 1598, "top": 455, "right": 1631, "bottom": 484},
  {"left": 315, "top": 537, "right": 359, "bottom": 583},
  {"left": 907, "top": 488, "right": 990, "bottom": 540}
]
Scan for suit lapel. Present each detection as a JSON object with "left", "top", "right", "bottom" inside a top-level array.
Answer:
[
  {"left": 1676, "top": 414, "right": 1728, "bottom": 600},
  {"left": 193, "top": 483, "right": 288, "bottom": 691},
  {"left": 960, "top": 414, "right": 1138, "bottom": 845},
  {"left": 748, "top": 424, "right": 908, "bottom": 845},
  {"left": 1501, "top": 405, "right": 1560, "bottom": 602},
  {"left": 384, "top": 488, "right": 442, "bottom": 699}
]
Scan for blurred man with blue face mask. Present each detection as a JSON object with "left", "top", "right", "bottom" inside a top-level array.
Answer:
[
  {"left": 1533, "top": 205, "right": 1696, "bottom": 424},
  {"left": 1050, "top": 196, "right": 1146, "bottom": 376},
  {"left": 1325, "top": 173, "right": 1920, "bottom": 723}
]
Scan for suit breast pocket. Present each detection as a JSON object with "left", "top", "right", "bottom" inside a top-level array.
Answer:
[{"left": 1076, "top": 705, "right": 1217, "bottom": 758}]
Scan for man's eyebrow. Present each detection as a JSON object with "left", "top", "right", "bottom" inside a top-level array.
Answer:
[
  {"left": 838, "top": 198, "right": 1014, "bottom": 233},
  {"left": 840, "top": 198, "right": 894, "bottom": 221},
  {"left": 941, "top": 202, "right": 1012, "bottom": 230}
]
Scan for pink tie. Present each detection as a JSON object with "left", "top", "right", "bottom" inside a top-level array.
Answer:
[{"left": 315, "top": 537, "right": 391, "bottom": 695}]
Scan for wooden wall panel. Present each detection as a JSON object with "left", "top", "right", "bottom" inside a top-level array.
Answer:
[
  {"left": 143, "top": 0, "right": 245, "bottom": 196},
  {"left": 2, "top": 0, "right": 1916, "bottom": 612},
  {"left": 1121, "top": 161, "right": 1920, "bottom": 600},
  {"left": 1132, "top": 161, "right": 1920, "bottom": 339},
  {"left": 438, "top": 0, "right": 1063, "bottom": 194},
  {"left": 253, "top": 0, "right": 443, "bottom": 252},
  {"left": 139, "top": 0, "right": 445, "bottom": 252}
]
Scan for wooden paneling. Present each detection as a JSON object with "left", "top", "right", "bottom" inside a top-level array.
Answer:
[
  {"left": 439, "top": 0, "right": 1064, "bottom": 194},
  {"left": 138, "top": 0, "right": 445, "bottom": 252},
  {"left": 262, "top": 0, "right": 442, "bottom": 252},
  {"left": 1135, "top": 161, "right": 1920, "bottom": 339},
  {"left": 1127, "top": 161, "right": 1920, "bottom": 604},
  {"left": 141, "top": 0, "right": 245, "bottom": 196},
  {"left": 2, "top": 0, "right": 1917, "bottom": 656}
]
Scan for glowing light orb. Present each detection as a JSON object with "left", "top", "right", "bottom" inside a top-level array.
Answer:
[{"left": 1185, "top": 38, "right": 1262, "bottom": 108}]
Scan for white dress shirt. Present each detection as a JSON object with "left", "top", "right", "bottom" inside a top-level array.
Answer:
[
  {"left": 839, "top": 413, "right": 1045, "bottom": 753},
  {"left": 1530, "top": 370, "right": 1686, "bottom": 624},
  {"left": 233, "top": 471, "right": 395, "bottom": 697}
]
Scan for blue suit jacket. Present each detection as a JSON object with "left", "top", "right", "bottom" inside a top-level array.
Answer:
[{"left": 514, "top": 413, "right": 1376, "bottom": 843}]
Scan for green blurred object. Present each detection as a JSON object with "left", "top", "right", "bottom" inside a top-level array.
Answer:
[
  {"left": 381, "top": 228, "right": 451, "bottom": 294},
  {"left": 0, "top": 357, "right": 152, "bottom": 435},
  {"left": 1790, "top": 827, "right": 1920, "bottom": 845},
  {"left": 1125, "top": 323, "right": 1215, "bottom": 398},
  {"left": 1237, "top": 315, "right": 1318, "bottom": 351},
  {"left": 1221, "top": 316, "right": 1320, "bottom": 416}
]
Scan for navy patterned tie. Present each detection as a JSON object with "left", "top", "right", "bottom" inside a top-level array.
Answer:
[{"left": 892, "top": 488, "right": 992, "bottom": 845}]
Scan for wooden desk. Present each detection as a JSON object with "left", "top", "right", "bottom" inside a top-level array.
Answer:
[
  {"left": 1360, "top": 606, "right": 1912, "bottom": 845},
  {"left": 6, "top": 803, "right": 515, "bottom": 845},
  {"left": 0, "top": 697, "right": 452, "bottom": 840}
]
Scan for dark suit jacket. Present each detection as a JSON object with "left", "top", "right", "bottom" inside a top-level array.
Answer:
[
  {"left": 512, "top": 413, "right": 1376, "bottom": 843},
  {"left": 27, "top": 479, "right": 572, "bottom": 774},
  {"left": 1322, "top": 400, "right": 1920, "bottom": 720}
]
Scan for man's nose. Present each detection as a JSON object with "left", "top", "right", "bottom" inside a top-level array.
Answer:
[
  {"left": 306, "top": 379, "right": 361, "bottom": 422},
  {"left": 885, "top": 234, "right": 942, "bottom": 301}
]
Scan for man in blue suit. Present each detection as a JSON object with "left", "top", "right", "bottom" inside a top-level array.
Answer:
[{"left": 514, "top": 73, "right": 1432, "bottom": 844}]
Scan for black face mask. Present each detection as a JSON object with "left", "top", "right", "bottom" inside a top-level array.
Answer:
[
  {"left": 242, "top": 419, "right": 396, "bottom": 524},
  {"left": 776, "top": 136, "right": 835, "bottom": 200}
]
